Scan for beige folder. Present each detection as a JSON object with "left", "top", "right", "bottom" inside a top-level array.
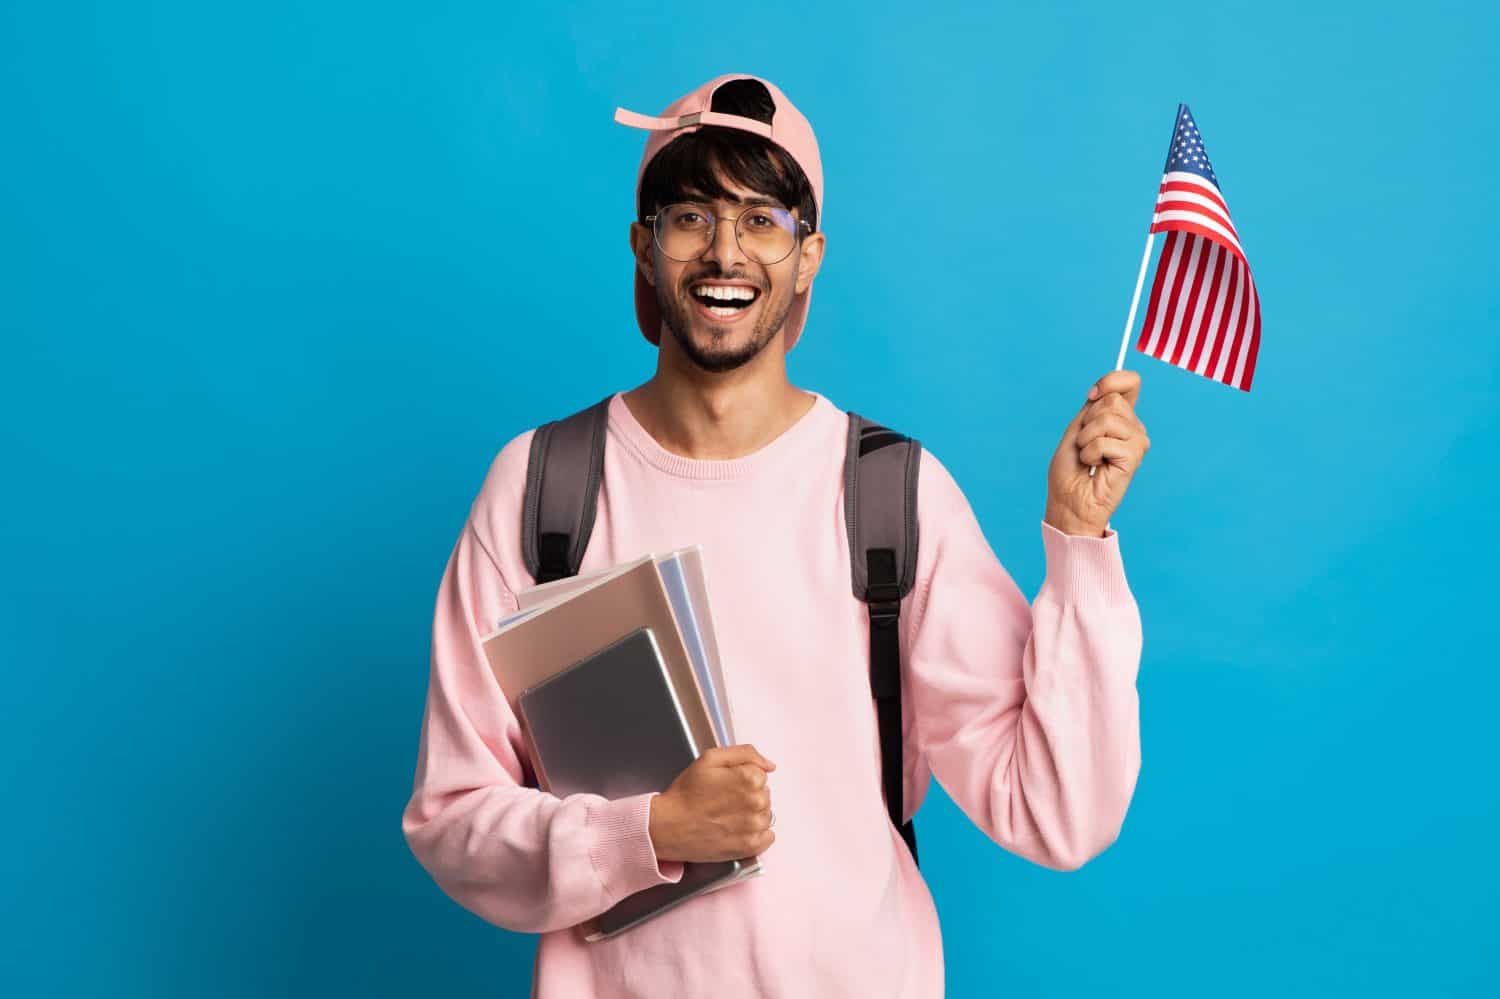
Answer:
[
  {"left": 516, "top": 546, "right": 738, "bottom": 745},
  {"left": 480, "top": 555, "right": 720, "bottom": 759}
]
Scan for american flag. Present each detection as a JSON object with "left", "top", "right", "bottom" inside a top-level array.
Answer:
[{"left": 1136, "top": 105, "right": 1261, "bottom": 392}]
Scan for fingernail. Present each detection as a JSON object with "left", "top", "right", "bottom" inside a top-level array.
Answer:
[{"left": 1087, "top": 386, "right": 1099, "bottom": 400}]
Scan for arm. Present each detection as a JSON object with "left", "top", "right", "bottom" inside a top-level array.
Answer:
[
  {"left": 400, "top": 518, "right": 684, "bottom": 933},
  {"left": 904, "top": 453, "right": 1143, "bottom": 871}
]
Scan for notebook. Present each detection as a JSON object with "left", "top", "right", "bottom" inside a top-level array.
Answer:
[
  {"left": 482, "top": 555, "right": 719, "bottom": 756},
  {"left": 516, "top": 626, "right": 746, "bottom": 940},
  {"left": 515, "top": 546, "right": 737, "bottom": 746}
]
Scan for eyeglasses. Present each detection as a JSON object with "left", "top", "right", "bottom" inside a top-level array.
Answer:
[{"left": 645, "top": 202, "right": 811, "bottom": 266}]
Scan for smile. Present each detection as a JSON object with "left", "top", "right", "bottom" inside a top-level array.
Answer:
[{"left": 690, "top": 282, "right": 761, "bottom": 322}]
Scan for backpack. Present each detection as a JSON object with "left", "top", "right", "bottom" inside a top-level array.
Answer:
[{"left": 519, "top": 394, "right": 921, "bottom": 867}]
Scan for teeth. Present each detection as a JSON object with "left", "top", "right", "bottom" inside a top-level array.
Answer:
[{"left": 694, "top": 285, "right": 757, "bottom": 302}]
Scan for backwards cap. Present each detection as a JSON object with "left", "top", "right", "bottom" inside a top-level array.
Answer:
[{"left": 614, "top": 73, "right": 824, "bottom": 353}]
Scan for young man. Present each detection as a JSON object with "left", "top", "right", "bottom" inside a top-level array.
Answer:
[{"left": 402, "top": 73, "right": 1150, "bottom": 998}]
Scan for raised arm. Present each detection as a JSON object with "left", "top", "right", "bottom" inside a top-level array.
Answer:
[{"left": 903, "top": 452, "right": 1143, "bottom": 871}]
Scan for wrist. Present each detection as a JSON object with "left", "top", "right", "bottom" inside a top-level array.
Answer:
[
  {"left": 1044, "top": 503, "right": 1107, "bottom": 538},
  {"left": 648, "top": 791, "right": 673, "bottom": 861}
]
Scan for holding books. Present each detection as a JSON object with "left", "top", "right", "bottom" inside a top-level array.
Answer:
[{"left": 482, "top": 546, "right": 773, "bottom": 941}]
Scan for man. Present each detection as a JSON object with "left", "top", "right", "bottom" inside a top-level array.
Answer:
[{"left": 402, "top": 73, "right": 1149, "bottom": 998}]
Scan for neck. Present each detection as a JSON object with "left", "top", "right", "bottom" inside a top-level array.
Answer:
[{"left": 622, "top": 365, "right": 816, "bottom": 462}]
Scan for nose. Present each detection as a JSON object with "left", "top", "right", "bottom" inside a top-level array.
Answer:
[{"left": 700, "top": 212, "right": 750, "bottom": 272}]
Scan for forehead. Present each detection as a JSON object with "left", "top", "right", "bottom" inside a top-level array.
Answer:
[{"left": 680, "top": 170, "right": 791, "bottom": 212}]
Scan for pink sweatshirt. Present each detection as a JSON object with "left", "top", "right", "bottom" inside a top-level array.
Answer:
[{"left": 401, "top": 389, "right": 1143, "bottom": 998}]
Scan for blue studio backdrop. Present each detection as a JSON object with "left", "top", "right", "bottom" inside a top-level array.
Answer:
[{"left": 3, "top": 2, "right": 1496, "bottom": 996}]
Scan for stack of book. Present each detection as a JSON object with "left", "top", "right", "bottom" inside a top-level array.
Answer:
[{"left": 480, "top": 546, "right": 762, "bottom": 942}]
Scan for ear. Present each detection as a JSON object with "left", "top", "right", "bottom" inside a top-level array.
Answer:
[
  {"left": 629, "top": 222, "right": 656, "bottom": 287},
  {"left": 794, "top": 230, "right": 826, "bottom": 295}
]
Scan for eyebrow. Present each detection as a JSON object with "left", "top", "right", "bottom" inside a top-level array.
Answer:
[{"left": 682, "top": 191, "right": 788, "bottom": 210}]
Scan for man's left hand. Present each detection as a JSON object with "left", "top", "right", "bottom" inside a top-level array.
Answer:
[{"left": 1044, "top": 370, "right": 1150, "bottom": 537}]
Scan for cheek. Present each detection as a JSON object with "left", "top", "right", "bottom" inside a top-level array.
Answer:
[
  {"left": 654, "top": 263, "right": 685, "bottom": 294},
  {"left": 767, "top": 263, "right": 798, "bottom": 297}
]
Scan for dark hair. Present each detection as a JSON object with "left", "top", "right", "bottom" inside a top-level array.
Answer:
[{"left": 636, "top": 78, "right": 818, "bottom": 233}]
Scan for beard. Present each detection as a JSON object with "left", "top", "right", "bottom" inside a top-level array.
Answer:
[{"left": 657, "top": 280, "right": 795, "bottom": 374}]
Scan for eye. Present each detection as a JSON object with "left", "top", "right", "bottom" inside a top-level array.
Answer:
[
  {"left": 668, "top": 209, "right": 710, "bottom": 229},
  {"left": 672, "top": 207, "right": 711, "bottom": 226}
]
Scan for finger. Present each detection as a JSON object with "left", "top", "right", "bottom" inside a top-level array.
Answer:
[
  {"left": 1079, "top": 434, "right": 1136, "bottom": 470},
  {"left": 1066, "top": 394, "right": 1091, "bottom": 438},
  {"left": 743, "top": 806, "right": 773, "bottom": 831},
  {"left": 1083, "top": 391, "right": 1142, "bottom": 427},
  {"left": 709, "top": 744, "right": 776, "bottom": 770},
  {"left": 736, "top": 764, "right": 768, "bottom": 789},
  {"left": 1076, "top": 413, "right": 1138, "bottom": 449},
  {"left": 731, "top": 809, "right": 765, "bottom": 835},
  {"left": 1060, "top": 388, "right": 1099, "bottom": 457},
  {"left": 1089, "top": 369, "right": 1142, "bottom": 406}
]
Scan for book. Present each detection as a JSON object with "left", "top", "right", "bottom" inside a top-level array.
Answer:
[
  {"left": 481, "top": 555, "right": 717, "bottom": 755},
  {"left": 480, "top": 550, "right": 763, "bottom": 939},
  {"left": 515, "top": 626, "right": 747, "bottom": 940},
  {"left": 515, "top": 546, "right": 737, "bottom": 746}
]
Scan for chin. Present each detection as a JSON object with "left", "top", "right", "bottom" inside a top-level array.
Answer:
[
  {"left": 693, "top": 320, "right": 755, "bottom": 345},
  {"left": 677, "top": 326, "right": 765, "bottom": 372},
  {"left": 659, "top": 291, "right": 786, "bottom": 371}
]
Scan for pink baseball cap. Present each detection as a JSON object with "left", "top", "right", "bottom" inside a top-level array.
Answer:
[{"left": 614, "top": 73, "right": 824, "bottom": 353}]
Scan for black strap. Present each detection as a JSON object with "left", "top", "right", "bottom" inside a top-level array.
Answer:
[
  {"left": 845, "top": 413, "right": 922, "bottom": 868},
  {"left": 867, "top": 547, "right": 919, "bottom": 865}
]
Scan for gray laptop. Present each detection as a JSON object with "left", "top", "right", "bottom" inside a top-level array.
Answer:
[{"left": 517, "top": 626, "right": 745, "bottom": 940}]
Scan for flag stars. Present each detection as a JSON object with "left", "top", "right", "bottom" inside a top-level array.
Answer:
[{"left": 1168, "top": 115, "right": 1217, "bottom": 176}]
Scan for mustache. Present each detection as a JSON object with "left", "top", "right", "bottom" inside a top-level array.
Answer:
[{"left": 683, "top": 270, "right": 762, "bottom": 290}]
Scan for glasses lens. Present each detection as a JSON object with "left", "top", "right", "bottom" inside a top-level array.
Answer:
[
  {"left": 736, "top": 206, "right": 798, "bottom": 265},
  {"left": 653, "top": 203, "right": 801, "bottom": 264},
  {"left": 655, "top": 204, "right": 714, "bottom": 261}
]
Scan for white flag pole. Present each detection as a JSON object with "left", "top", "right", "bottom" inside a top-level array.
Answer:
[
  {"left": 1089, "top": 229, "right": 1157, "bottom": 480},
  {"left": 1115, "top": 230, "right": 1157, "bottom": 371}
]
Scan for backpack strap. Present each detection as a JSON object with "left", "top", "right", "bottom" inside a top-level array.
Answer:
[
  {"left": 520, "top": 397, "right": 923, "bottom": 868},
  {"left": 521, "top": 395, "right": 612, "bottom": 584},
  {"left": 844, "top": 412, "right": 922, "bottom": 867}
]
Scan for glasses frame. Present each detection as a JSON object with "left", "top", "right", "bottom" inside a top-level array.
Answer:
[{"left": 644, "top": 202, "right": 813, "bottom": 266}]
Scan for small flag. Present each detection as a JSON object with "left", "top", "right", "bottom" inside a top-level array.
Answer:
[{"left": 1137, "top": 105, "right": 1261, "bottom": 391}]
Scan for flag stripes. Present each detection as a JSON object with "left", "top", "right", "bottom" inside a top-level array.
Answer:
[{"left": 1133, "top": 109, "right": 1261, "bottom": 391}]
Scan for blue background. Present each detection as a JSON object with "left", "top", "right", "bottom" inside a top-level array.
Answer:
[{"left": 3, "top": 1, "right": 1495, "bottom": 996}]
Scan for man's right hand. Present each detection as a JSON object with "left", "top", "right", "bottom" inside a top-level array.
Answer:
[{"left": 648, "top": 744, "right": 776, "bottom": 863}]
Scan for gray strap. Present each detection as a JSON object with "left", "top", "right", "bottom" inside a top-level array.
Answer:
[
  {"left": 521, "top": 395, "right": 612, "bottom": 584},
  {"left": 845, "top": 411, "right": 922, "bottom": 867},
  {"left": 844, "top": 413, "right": 921, "bottom": 601}
]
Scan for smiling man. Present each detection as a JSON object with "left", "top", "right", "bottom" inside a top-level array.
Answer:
[
  {"left": 643, "top": 192, "right": 806, "bottom": 372},
  {"left": 401, "top": 73, "right": 1150, "bottom": 998}
]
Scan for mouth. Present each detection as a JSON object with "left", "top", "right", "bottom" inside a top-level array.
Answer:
[{"left": 688, "top": 282, "right": 761, "bottom": 324}]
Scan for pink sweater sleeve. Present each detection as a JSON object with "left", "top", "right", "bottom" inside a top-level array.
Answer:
[
  {"left": 400, "top": 517, "right": 685, "bottom": 934},
  {"left": 904, "top": 452, "right": 1143, "bottom": 871}
]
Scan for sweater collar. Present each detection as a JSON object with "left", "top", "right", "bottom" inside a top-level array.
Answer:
[{"left": 608, "top": 390, "right": 836, "bottom": 481}]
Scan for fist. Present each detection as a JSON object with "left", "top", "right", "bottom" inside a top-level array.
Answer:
[
  {"left": 1045, "top": 369, "right": 1150, "bottom": 536},
  {"left": 649, "top": 744, "right": 777, "bottom": 863}
]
